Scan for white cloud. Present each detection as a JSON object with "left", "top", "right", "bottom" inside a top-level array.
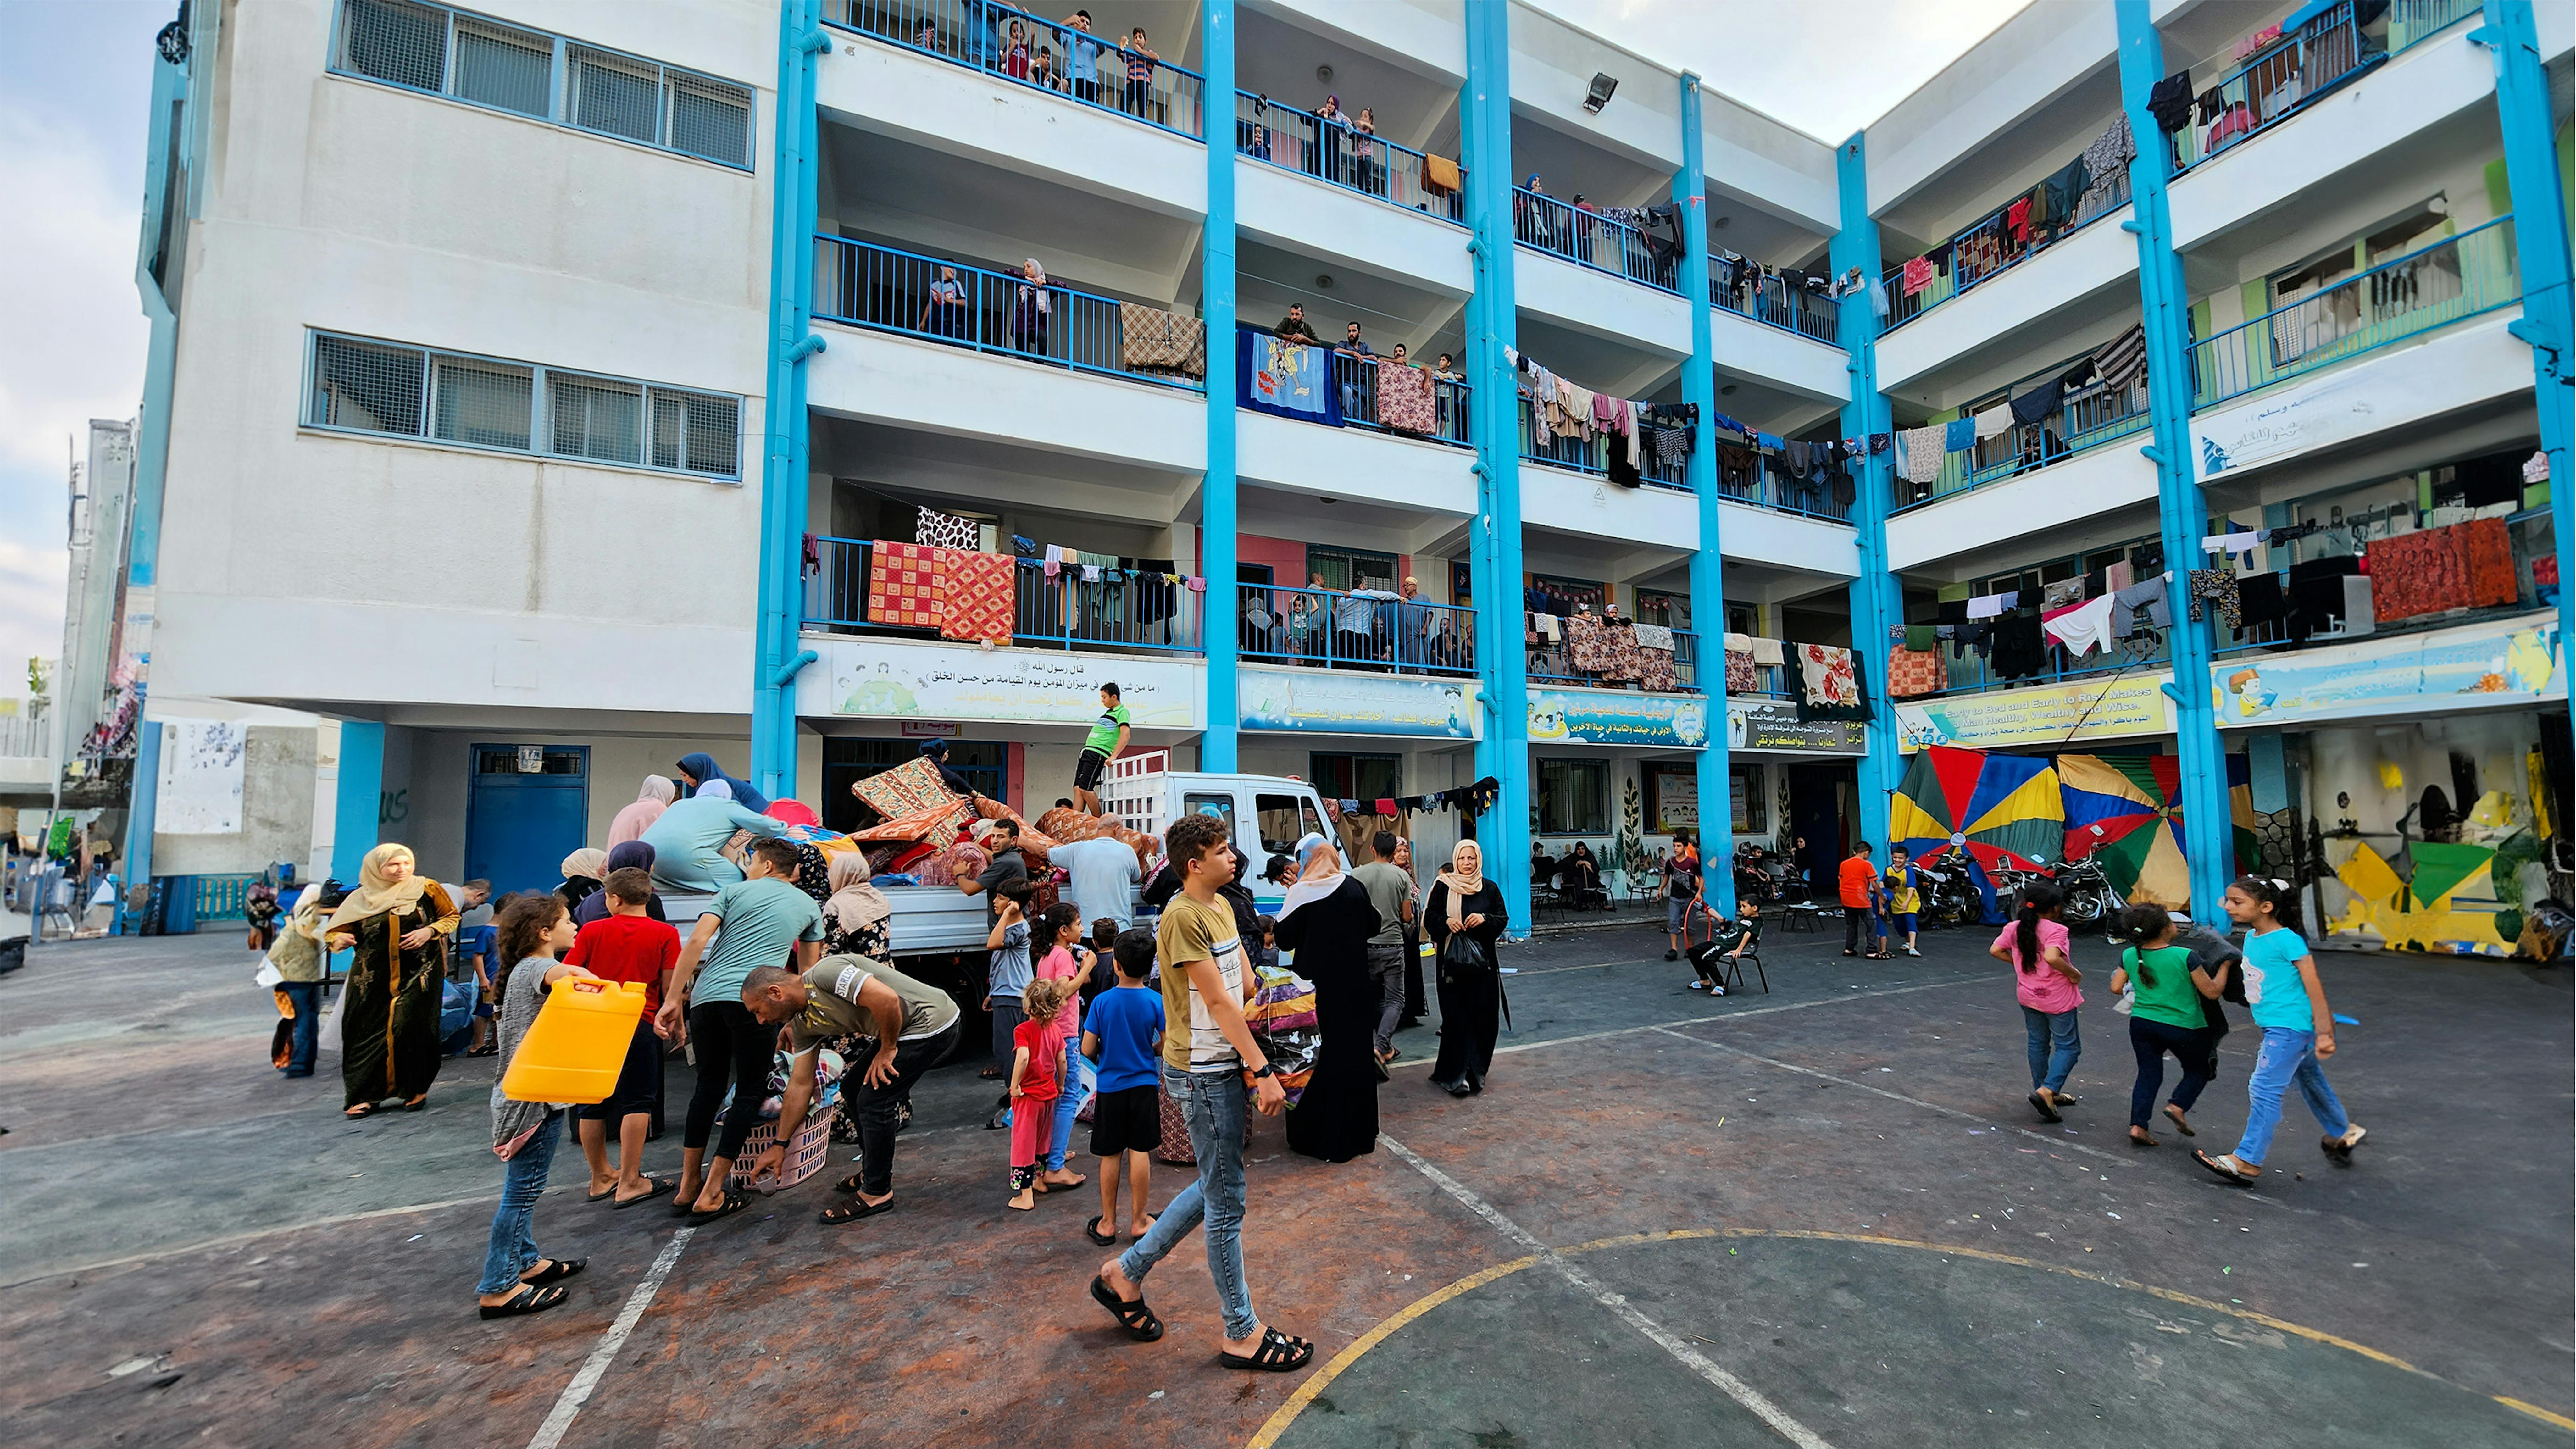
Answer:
[
  {"left": 0, "top": 536, "right": 70, "bottom": 682},
  {"left": 0, "top": 99, "right": 151, "bottom": 475}
]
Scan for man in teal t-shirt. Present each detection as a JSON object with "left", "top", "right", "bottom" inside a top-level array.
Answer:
[{"left": 1073, "top": 681, "right": 1131, "bottom": 815}]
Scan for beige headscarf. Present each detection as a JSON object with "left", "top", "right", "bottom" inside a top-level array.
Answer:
[
  {"left": 560, "top": 848, "right": 610, "bottom": 882},
  {"left": 326, "top": 843, "right": 430, "bottom": 931},
  {"left": 1439, "top": 839, "right": 1484, "bottom": 931},
  {"left": 824, "top": 850, "right": 891, "bottom": 936}
]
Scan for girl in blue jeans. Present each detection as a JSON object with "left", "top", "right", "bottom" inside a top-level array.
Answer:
[
  {"left": 475, "top": 895, "right": 597, "bottom": 1319},
  {"left": 1990, "top": 880, "right": 2083, "bottom": 1122},
  {"left": 2196, "top": 877, "right": 2366, "bottom": 1185}
]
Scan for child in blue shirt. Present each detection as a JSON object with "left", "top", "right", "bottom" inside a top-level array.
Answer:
[
  {"left": 2195, "top": 876, "right": 2366, "bottom": 1185},
  {"left": 1080, "top": 928, "right": 1167, "bottom": 1245}
]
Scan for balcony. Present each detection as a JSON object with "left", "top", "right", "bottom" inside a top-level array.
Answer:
[
  {"left": 1237, "top": 584, "right": 1475, "bottom": 678},
  {"left": 2165, "top": 0, "right": 2477, "bottom": 174},
  {"left": 1528, "top": 629, "right": 1705, "bottom": 694},
  {"left": 803, "top": 538, "right": 1204, "bottom": 654},
  {"left": 1893, "top": 344, "right": 2153, "bottom": 515},
  {"left": 1513, "top": 188, "right": 1682, "bottom": 296},
  {"left": 1710, "top": 258, "right": 1839, "bottom": 346},
  {"left": 1235, "top": 327, "right": 1470, "bottom": 447},
  {"left": 1518, "top": 400, "right": 1689, "bottom": 493},
  {"left": 824, "top": 0, "right": 1206, "bottom": 140},
  {"left": 2190, "top": 217, "right": 2519, "bottom": 414},
  {"left": 1880, "top": 168, "right": 2132, "bottom": 335},
  {"left": 1717, "top": 441, "right": 1857, "bottom": 524},
  {"left": 1232, "top": 93, "right": 1465, "bottom": 226},
  {"left": 813, "top": 236, "right": 1206, "bottom": 394}
]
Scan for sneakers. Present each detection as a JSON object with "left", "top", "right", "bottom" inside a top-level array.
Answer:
[{"left": 1904, "top": 945, "right": 1921, "bottom": 957}]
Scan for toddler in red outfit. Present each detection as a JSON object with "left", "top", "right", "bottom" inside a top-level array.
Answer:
[{"left": 1007, "top": 977, "right": 1077, "bottom": 1209}]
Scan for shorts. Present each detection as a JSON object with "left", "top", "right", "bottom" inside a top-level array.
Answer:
[
  {"left": 1073, "top": 748, "right": 1109, "bottom": 792},
  {"left": 576, "top": 1021, "right": 661, "bottom": 1122},
  {"left": 1087, "top": 1083, "right": 1162, "bottom": 1156},
  {"left": 1888, "top": 913, "right": 1918, "bottom": 934}
]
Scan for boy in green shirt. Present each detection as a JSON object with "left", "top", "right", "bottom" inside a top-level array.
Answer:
[{"left": 1073, "top": 681, "right": 1130, "bottom": 815}]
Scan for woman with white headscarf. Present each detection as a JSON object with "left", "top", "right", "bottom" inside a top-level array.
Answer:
[
  {"left": 607, "top": 776, "right": 677, "bottom": 848},
  {"left": 638, "top": 779, "right": 785, "bottom": 902},
  {"left": 1009, "top": 258, "right": 1052, "bottom": 358},
  {"left": 1425, "top": 839, "right": 1507, "bottom": 1098},
  {"left": 325, "top": 843, "right": 459, "bottom": 1117},
  {"left": 556, "top": 848, "right": 611, "bottom": 916},
  {"left": 1274, "top": 833, "right": 1381, "bottom": 1162}
]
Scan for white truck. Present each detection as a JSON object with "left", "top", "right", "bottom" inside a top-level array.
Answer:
[{"left": 873, "top": 751, "right": 1345, "bottom": 976}]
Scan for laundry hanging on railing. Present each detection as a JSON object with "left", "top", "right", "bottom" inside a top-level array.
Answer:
[
  {"left": 1239, "top": 330, "right": 1341, "bottom": 425},
  {"left": 915, "top": 507, "right": 979, "bottom": 550},
  {"left": 1120, "top": 302, "right": 1207, "bottom": 378},
  {"left": 1375, "top": 361, "right": 1437, "bottom": 434},
  {"left": 1886, "top": 645, "right": 1947, "bottom": 699},
  {"left": 2075, "top": 114, "right": 2135, "bottom": 219},
  {"left": 1796, "top": 644, "right": 1870, "bottom": 722},
  {"left": 2091, "top": 324, "right": 2149, "bottom": 394}
]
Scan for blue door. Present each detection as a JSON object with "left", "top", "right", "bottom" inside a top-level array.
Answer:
[{"left": 464, "top": 744, "right": 590, "bottom": 897}]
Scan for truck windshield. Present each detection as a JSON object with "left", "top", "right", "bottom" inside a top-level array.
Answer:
[{"left": 1256, "top": 794, "right": 1307, "bottom": 856}]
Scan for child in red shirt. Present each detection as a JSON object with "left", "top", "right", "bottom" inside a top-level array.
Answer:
[
  {"left": 565, "top": 868, "right": 681, "bottom": 1206},
  {"left": 1007, "top": 977, "right": 1076, "bottom": 1210}
]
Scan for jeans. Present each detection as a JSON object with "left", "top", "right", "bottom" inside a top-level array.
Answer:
[
  {"left": 843, "top": 1021, "right": 957, "bottom": 1197},
  {"left": 1119, "top": 1065, "right": 1257, "bottom": 1340},
  {"left": 2232, "top": 1027, "right": 2349, "bottom": 1165},
  {"left": 476, "top": 1111, "right": 562, "bottom": 1295},
  {"left": 1367, "top": 942, "right": 1406, "bottom": 1056},
  {"left": 2021, "top": 1005, "right": 2081, "bottom": 1093},
  {"left": 2128, "top": 1017, "right": 2219, "bottom": 1129},
  {"left": 1046, "top": 1035, "right": 1094, "bottom": 1172},
  {"left": 280, "top": 981, "right": 321, "bottom": 1075}
]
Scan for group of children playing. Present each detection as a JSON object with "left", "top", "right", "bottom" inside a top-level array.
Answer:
[
  {"left": 1838, "top": 841, "right": 1925, "bottom": 959},
  {"left": 998, "top": 905, "right": 1171, "bottom": 1247},
  {"left": 1990, "top": 872, "right": 2368, "bottom": 1187}
]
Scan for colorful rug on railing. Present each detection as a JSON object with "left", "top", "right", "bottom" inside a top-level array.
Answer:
[
  {"left": 1375, "top": 362, "right": 1437, "bottom": 434},
  {"left": 1120, "top": 302, "right": 1206, "bottom": 378},
  {"left": 940, "top": 550, "right": 1017, "bottom": 645},
  {"left": 867, "top": 541, "right": 946, "bottom": 630}
]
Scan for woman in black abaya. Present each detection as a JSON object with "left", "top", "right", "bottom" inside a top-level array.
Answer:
[
  {"left": 1427, "top": 839, "right": 1507, "bottom": 1097},
  {"left": 1274, "top": 833, "right": 1382, "bottom": 1163}
]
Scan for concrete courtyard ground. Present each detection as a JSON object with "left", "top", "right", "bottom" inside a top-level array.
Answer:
[{"left": 3, "top": 919, "right": 2569, "bottom": 1448}]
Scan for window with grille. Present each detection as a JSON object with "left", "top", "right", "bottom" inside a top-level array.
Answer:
[
  {"left": 329, "top": 0, "right": 754, "bottom": 171},
  {"left": 1537, "top": 758, "right": 1608, "bottom": 835},
  {"left": 1305, "top": 546, "right": 1399, "bottom": 592},
  {"left": 305, "top": 330, "right": 741, "bottom": 480}
]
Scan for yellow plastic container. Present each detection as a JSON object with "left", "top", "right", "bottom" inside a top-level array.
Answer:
[{"left": 501, "top": 978, "right": 650, "bottom": 1104}]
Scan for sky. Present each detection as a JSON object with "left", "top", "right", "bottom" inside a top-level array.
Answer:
[
  {"left": 0, "top": 1, "right": 165, "bottom": 687},
  {"left": 0, "top": 0, "right": 2029, "bottom": 691}
]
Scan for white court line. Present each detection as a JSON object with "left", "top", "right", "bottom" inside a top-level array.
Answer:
[
  {"left": 1378, "top": 1134, "right": 1835, "bottom": 1449},
  {"left": 1385, "top": 975, "right": 1983, "bottom": 1071},
  {"left": 526, "top": 1226, "right": 696, "bottom": 1449}
]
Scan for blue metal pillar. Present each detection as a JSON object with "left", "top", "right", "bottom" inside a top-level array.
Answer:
[
  {"left": 332, "top": 721, "right": 386, "bottom": 882},
  {"left": 2479, "top": 0, "right": 2574, "bottom": 757},
  {"left": 120, "top": 722, "right": 162, "bottom": 932},
  {"left": 1676, "top": 75, "right": 1734, "bottom": 912},
  {"left": 1832, "top": 136, "right": 1902, "bottom": 859},
  {"left": 1462, "top": 0, "right": 1530, "bottom": 930},
  {"left": 2115, "top": 0, "right": 2233, "bottom": 919},
  {"left": 1201, "top": 0, "right": 1241, "bottom": 772},
  {"left": 751, "top": 0, "right": 830, "bottom": 804}
]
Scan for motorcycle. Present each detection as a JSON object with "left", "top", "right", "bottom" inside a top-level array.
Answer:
[
  {"left": 1911, "top": 852, "right": 1981, "bottom": 928},
  {"left": 2050, "top": 856, "right": 2121, "bottom": 929}
]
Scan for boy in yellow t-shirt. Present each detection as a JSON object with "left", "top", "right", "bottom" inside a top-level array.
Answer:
[{"left": 1884, "top": 845, "right": 1924, "bottom": 958}]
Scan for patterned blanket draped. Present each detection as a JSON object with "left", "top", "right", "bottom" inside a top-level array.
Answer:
[
  {"left": 940, "top": 550, "right": 1017, "bottom": 645},
  {"left": 1374, "top": 362, "right": 1437, "bottom": 434},
  {"left": 1120, "top": 303, "right": 1207, "bottom": 378},
  {"left": 867, "top": 541, "right": 946, "bottom": 630}
]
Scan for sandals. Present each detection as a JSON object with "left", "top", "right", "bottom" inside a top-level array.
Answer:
[
  {"left": 1085, "top": 1215, "right": 1119, "bottom": 1246},
  {"left": 520, "top": 1257, "right": 587, "bottom": 1287},
  {"left": 401, "top": 1096, "right": 429, "bottom": 1112},
  {"left": 586, "top": 1185, "right": 617, "bottom": 1203},
  {"left": 613, "top": 1177, "right": 675, "bottom": 1209},
  {"left": 2028, "top": 1090, "right": 2062, "bottom": 1123},
  {"left": 1090, "top": 1274, "right": 1164, "bottom": 1341},
  {"left": 479, "top": 1284, "right": 569, "bottom": 1320},
  {"left": 819, "top": 1197, "right": 895, "bottom": 1225},
  {"left": 2162, "top": 1103, "right": 2196, "bottom": 1137},
  {"left": 343, "top": 1103, "right": 380, "bottom": 1119},
  {"left": 688, "top": 1190, "right": 753, "bottom": 1225},
  {"left": 2320, "top": 1124, "right": 2367, "bottom": 1162},
  {"left": 1219, "top": 1326, "right": 1317, "bottom": 1372},
  {"left": 2194, "top": 1149, "right": 2259, "bottom": 1185},
  {"left": 835, "top": 1172, "right": 870, "bottom": 1194},
  {"left": 2129, "top": 1128, "right": 2158, "bottom": 1148}
]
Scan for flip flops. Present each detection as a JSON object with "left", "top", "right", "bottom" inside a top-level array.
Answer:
[
  {"left": 1085, "top": 1215, "right": 1119, "bottom": 1246},
  {"left": 520, "top": 1257, "right": 587, "bottom": 1287},
  {"left": 613, "top": 1177, "right": 675, "bottom": 1209},
  {"left": 2028, "top": 1090, "right": 2063, "bottom": 1123},
  {"left": 688, "top": 1190, "right": 752, "bottom": 1225},
  {"left": 478, "top": 1284, "right": 568, "bottom": 1320},
  {"left": 819, "top": 1197, "right": 895, "bottom": 1226},
  {"left": 2193, "top": 1149, "right": 2258, "bottom": 1185}
]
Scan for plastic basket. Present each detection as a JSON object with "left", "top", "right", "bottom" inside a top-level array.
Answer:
[{"left": 726, "top": 1107, "right": 835, "bottom": 1190}]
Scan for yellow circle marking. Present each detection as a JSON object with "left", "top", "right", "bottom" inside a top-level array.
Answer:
[{"left": 1246, "top": 1227, "right": 2573, "bottom": 1446}]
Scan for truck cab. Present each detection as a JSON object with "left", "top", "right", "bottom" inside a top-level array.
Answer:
[{"left": 1100, "top": 751, "right": 1347, "bottom": 913}]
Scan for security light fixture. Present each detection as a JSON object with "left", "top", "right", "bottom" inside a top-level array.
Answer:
[
  {"left": 1315, "top": 274, "right": 1334, "bottom": 289},
  {"left": 1583, "top": 73, "right": 1617, "bottom": 113},
  {"left": 1719, "top": 384, "right": 1738, "bottom": 397},
  {"left": 1317, "top": 64, "right": 1333, "bottom": 83}
]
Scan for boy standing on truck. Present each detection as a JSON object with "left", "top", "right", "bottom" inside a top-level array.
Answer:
[{"left": 1073, "top": 682, "right": 1131, "bottom": 816}]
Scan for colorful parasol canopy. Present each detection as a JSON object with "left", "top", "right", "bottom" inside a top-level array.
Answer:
[
  {"left": 1890, "top": 746, "right": 2064, "bottom": 923},
  {"left": 2057, "top": 753, "right": 2259, "bottom": 911}
]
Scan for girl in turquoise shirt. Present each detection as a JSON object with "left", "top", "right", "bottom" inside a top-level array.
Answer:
[{"left": 2194, "top": 877, "right": 2367, "bottom": 1185}]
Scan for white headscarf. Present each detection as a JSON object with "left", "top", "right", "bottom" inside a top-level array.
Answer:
[
  {"left": 1021, "top": 259, "right": 1051, "bottom": 315},
  {"left": 1438, "top": 839, "right": 1485, "bottom": 932},
  {"left": 1276, "top": 831, "right": 1345, "bottom": 919},
  {"left": 695, "top": 778, "right": 735, "bottom": 801}
]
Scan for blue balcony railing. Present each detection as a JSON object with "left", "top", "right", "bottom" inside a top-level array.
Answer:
[
  {"left": 1710, "top": 259, "right": 1840, "bottom": 346},
  {"left": 1239, "top": 584, "right": 1476, "bottom": 677},
  {"left": 1519, "top": 399, "right": 1690, "bottom": 492},
  {"left": 1892, "top": 339, "right": 2155, "bottom": 513},
  {"left": 825, "top": 0, "right": 1206, "bottom": 140},
  {"left": 1528, "top": 628, "right": 1703, "bottom": 694},
  {"left": 2190, "top": 217, "right": 2519, "bottom": 412},
  {"left": 1233, "top": 93, "right": 1464, "bottom": 224},
  {"left": 813, "top": 236, "right": 1205, "bottom": 392},
  {"left": 2172, "top": 2, "right": 2378, "bottom": 171},
  {"left": 1715, "top": 446, "right": 1857, "bottom": 523},
  {"left": 804, "top": 538, "right": 1204, "bottom": 653},
  {"left": 1880, "top": 168, "right": 2132, "bottom": 333},
  {"left": 1513, "top": 188, "right": 1681, "bottom": 294}
]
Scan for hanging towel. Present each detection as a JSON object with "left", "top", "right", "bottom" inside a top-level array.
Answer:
[
  {"left": 1901, "top": 256, "right": 1935, "bottom": 295},
  {"left": 1903, "top": 623, "right": 1937, "bottom": 652},
  {"left": 2009, "top": 379, "right": 2063, "bottom": 427},
  {"left": 2041, "top": 578, "right": 2086, "bottom": 611},
  {"left": 1722, "top": 631, "right": 1751, "bottom": 652},
  {"left": 1535, "top": 613, "right": 1562, "bottom": 641},
  {"left": 1972, "top": 405, "right": 2012, "bottom": 441},
  {"left": 1886, "top": 646, "right": 1947, "bottom": 699},
  {"left": 2103, "top": 558, "right": 2134, "bottom": 593},
  {"left": 1943, "top": 418, "right": 1977, "bottom": 452},
  {"left": 2201, "top": 530, "right": 2263, "bottom": 559},
  {"left": 1797, "top": 644, "right": 1860, "bottom": 709},
  {"left": 2094, "top": 323, "right": 2148, "bottom": 393},
  {"left": 1748, "top": 636, "right": 1786, "bottom": 666},
  {"left": 1965, "top": 593, "right": 2006, "bottom": 620},
  {"left": 1901, "top": 427, "right": 1946, "bottom": 484},
  {"left": 1423, "top": 153, "right": 1462, "bottom": 193},
  {"left": 1633, "top": 622, "right": 1674, "bottom": 651},
  {"left": 915, "top": 508, "right": 979, "bottom": 550},
  {"left": 2041, "top": 594, "right": 2117, "bottom": 657}
]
